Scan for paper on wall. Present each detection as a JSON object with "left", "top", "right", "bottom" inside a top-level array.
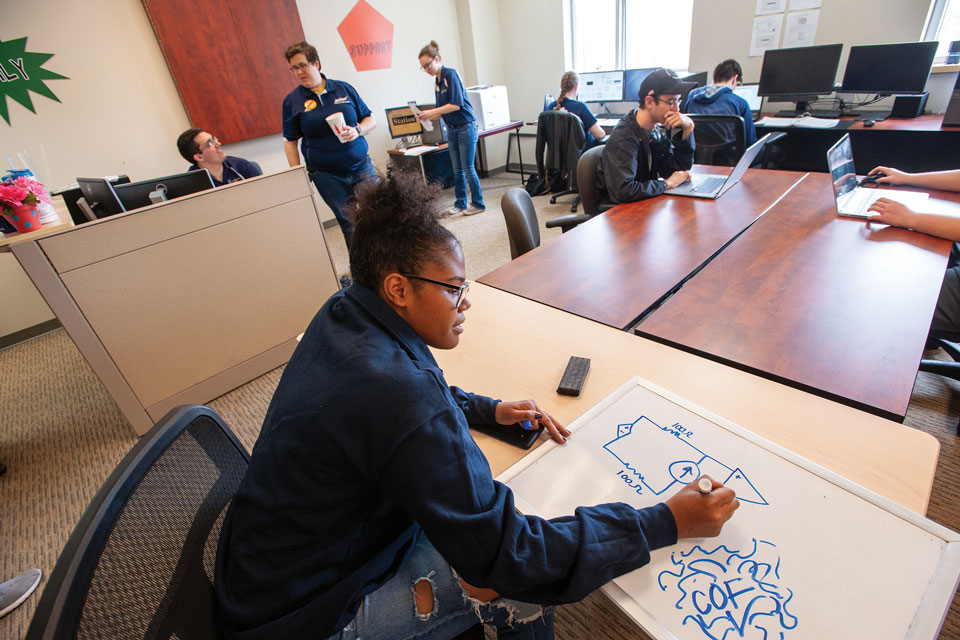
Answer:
[
  {"left": 784, "top": 9, "right": 820, "bottom": 48},
  {"left": 789, "top": 0, "right": 821, "bottom": 10},
  {"left": 750, "top": 14, "right": 783, "bottom": 57},
  {"left": 755, "top": 0, "right": 785, "bottom": 15}
]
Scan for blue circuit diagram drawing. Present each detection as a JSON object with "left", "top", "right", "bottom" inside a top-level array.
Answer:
[{"left": 604, "top": 416, "right": 769, "bottom": 505}]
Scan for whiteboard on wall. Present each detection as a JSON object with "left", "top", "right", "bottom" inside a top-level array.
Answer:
[{"left": 498, "top": 377, "right": 960, "bottom": 639}]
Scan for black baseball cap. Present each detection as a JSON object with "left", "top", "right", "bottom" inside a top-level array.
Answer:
[{"left": 637, "top": 68, "right": 693, "bottom": 102}]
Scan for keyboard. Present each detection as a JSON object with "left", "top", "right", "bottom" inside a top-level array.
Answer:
[
  {"left": 773, "top": 109, "right": 842, "bottom": 119},
  {"left": 691, "top": 176, "right": 726, "bottom": 193}
]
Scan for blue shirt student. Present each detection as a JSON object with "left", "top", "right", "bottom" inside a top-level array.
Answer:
[
  {"left": 214, "top": 283, "right": 678, "bottom": 639},
  {"left": 187, "top": 156, "right": 260, "bottom": 187},
  {"left": 434, "top": 66, "right": 476, "bottom": 127},
  {"left": 282, "top": 75, "right": 373, "bottom": 174},
  {"left": 686, "top": 85, "right": 757, "bottom": 149},
  {"left": 546, "top": 97, "right": 600, "bottom": 148}
]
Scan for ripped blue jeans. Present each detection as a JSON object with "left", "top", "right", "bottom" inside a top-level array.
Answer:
[{"left": 325, "top": 535, "right": 555, "bottom": 639}]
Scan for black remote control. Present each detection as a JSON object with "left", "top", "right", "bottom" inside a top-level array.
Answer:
[{"left": 557, "top": 356, "right": 590, "bottom": 396}]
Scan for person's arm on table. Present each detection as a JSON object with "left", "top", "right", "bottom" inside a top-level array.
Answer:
[
  {"left": 602, "top": 135, "right": 681, "bottom": 202},
  {"left": 448, "top": 387, "right": 570, "bottom": 444},
  {"left": 869, "top": 167, "right": 960, "bottom": 191},
  {"left": 867, "top": 198, "right": 960, "bottom": 242}
]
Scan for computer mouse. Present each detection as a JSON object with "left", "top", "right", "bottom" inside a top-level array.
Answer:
[
  {"left": 863, "top": 119, "right": 876, "bottom": 127},
  {"left": 860, "top": 171, "right": 886, "bottom": 188}
]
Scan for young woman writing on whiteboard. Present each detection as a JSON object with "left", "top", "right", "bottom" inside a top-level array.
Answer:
[
  {"left": 416, "top": 40, "right": 486, "bottom": 216},
  {"left": 214, "top": 172, "right": 739, "bottom": 640}
]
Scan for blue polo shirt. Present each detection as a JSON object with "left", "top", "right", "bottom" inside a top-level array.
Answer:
[
  {"left": 282, "top": 75, "right": 372, "bottom": 175},
  {"left": 546, "top": 97, "right": 599, "bottom": 147},
  {"left": 188, "top": 156, "right": 261, "bottom": 187},
  {"left": 435, "top": 66, "right": 475, "bottom": 127}
]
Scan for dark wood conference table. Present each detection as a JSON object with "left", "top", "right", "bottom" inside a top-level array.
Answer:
[
  {"left": 636, "top": 172, "right": 957, "bottom": 420},
  {"left": 479, "top": 167, "right": 807, "bottom": 329}
]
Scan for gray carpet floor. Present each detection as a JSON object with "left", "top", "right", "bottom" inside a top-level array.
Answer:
[{"left": 3, "top": 173, "right": 960, "bottom": 639}]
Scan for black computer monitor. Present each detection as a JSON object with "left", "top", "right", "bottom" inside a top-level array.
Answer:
[
  {"left": 840, "top": 42, "right": 938, "bottom": 95},
  {"left": 385, "top": 105, "right": 423, "bottom": 139},
  {"left": 112, "top": 170, "right": 215, "bottom": 212},
  {"left": 622, "top": 68, "right": 656, "bottom": 102},
  {"left": 758, "top": 44, "right": 843, "bottom": 111},
  {"left": 76, "top": 176, "right": 128, "bottom": 219},
  {"left": 578, "top": 70, "right": 624, "bottom": 103},
  {"left": 679, "top": 71, "right": 708, "bottom": 109}
]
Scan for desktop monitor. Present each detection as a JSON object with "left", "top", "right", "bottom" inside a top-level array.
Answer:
[
  {"left": 385, "top": 105, "right": 423, "bottom": 139},
  {"left": 840, "top": 41, "right": 938, "bottom": 95},
  {"left": 679, "top": 71, "right": 708, "bottom": 109},
  {"left": 112, "top": 170, "right": 215, "bottom": 212},
  {"left": 758, "top": 43, "right": 843, "bottom": 110},
  {"left": 76, "top": 176, "right": 128, "bottom": 219},
  {"left": 577, "top": 70, "right": 624, "bottom": 103},
  {"left": 621, "top": 68, "right": 656, "bottom": 102}
]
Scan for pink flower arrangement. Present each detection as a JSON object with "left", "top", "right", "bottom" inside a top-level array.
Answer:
[{"left": 0, "top": 176, "right": 50, "bottom": 215}]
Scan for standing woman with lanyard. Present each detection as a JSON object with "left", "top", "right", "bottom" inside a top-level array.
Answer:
[
  {"left": 282, "top": 41, "right": 377, "bottom": 248},
  {"left": 416, "top": 41, "right": 485, "bottom": 216}
]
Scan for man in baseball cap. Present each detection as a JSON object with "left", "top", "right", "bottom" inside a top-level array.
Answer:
[{"left": 597, "top": 68, "right": 696, "bottom": 205}]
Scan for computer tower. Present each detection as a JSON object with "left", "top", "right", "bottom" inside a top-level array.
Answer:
[
  {"left": 943, "top": 74, "right": 960, "bottom": 127},
  {"left": 890, "top": 92, "right": 928, "bottom": 118},
  {"left": 422, "top": 117, "right": 448, "bottom": 145}
]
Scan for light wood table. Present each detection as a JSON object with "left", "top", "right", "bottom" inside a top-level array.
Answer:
[
  {"left": 434, "top": 283, "right": 939, "bottom": 516},
  {"left": 0, "top": 195, "right": 74, "bottom": 252}
]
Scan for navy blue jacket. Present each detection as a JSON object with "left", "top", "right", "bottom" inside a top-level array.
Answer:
[
  {"left": 282, "top": 75, "right": 372, "bottom": 174},
  {"left": 214, "top": 284, "right": 678, "bottom": 639},
  {"left": 435, "top": 66, "right": 476, "bottom": 127},
  {"left": 686, "top": 85, "right": 758, "bottom": 148},
  {"left": 188, "top": 156, "right": 261, "bottom": 187},
  {"left": 597, "top": 109, "right": 695, "bottom": 204}
]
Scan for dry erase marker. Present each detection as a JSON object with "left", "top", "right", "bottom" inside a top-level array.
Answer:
[{"left": 698, "top": 477, "right": 712, "bottom": 494}]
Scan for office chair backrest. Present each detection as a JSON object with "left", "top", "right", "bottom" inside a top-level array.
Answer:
[
  {"left": 26, "top": 405, "right": 250, "bottom": 640},
  {"left": 535, "top": 109, "right": 586, "bottom": 191},
  {"left": 687, "top": 114, "right": 746, "bottom": 167},
  {"left": 501, "top": 188, "right": 541, "bottom": 259},
  {"left": 576, "top": 146, "right": 605, "bottom": 217}
]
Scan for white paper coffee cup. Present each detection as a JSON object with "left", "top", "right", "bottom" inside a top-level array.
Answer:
[{"left": 325, "top": 112, "right": 349, "bottom": 143}]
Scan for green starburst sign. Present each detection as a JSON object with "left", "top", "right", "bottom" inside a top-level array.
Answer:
[{"left": 0, "top": 37, "right": 68, "bottom": 126}]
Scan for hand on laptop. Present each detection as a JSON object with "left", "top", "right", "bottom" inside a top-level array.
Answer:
[
  {"left": 867, "top": 197, "right": 916, "bottom": 227},
  {"left": 664, "top": 170, "right": 690, "bottom": 190}
]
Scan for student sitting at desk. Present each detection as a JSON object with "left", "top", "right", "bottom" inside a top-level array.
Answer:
[
  {"left": 214, "top": 172, "right": 739, "bottom": 640},
  {"left": 545, "top": 70, "right": 607, "bottom": 150},
  {"left": 176, "top": 128, "right": 262, "bottom": 187},
  {"left": 597, "top": 68, "right": 694, "bottom": 205},
  {"left": 686, "top": 58, "right": 758, "bottom": 162},
  {"left": 867, "top": 167, "right": 960, "bottom": 340}
]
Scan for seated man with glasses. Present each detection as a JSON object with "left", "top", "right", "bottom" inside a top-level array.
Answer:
[
  {"left": 176, "top": 127, "right": 262, "bottom": 187},
  {"left": 214, "top": 171, "right": 739, "bottom": 640},
  {"left": 597, "top": 68, "right": 695, "bottom": 205}
]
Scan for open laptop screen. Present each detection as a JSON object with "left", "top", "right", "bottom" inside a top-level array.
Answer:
[
  {"left": 732, "top": 83, "right": 762, "bottom": 113},
  {"left": 827, "top": 135, "right": 858, "bottom": 200}
]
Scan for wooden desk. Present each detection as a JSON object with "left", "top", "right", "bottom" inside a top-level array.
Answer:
[
  {"left": 756, "top": 113, "right": 960, "bottom": 173},
  {"left": 479, "top": 168, "right": 806, "bottom": 329},
  {"left": 0, "top": 196, "right": 74, "bottom": 252},
  {"left": 435, "top": 284, "right": 938, "bottom": 515},
  {"left": 637, "top": 172, "right": 957, "bottom": 420}
]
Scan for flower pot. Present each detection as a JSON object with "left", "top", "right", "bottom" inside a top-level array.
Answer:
[{"left": 2, "top": 204, "right": 41, "bottom": 233}]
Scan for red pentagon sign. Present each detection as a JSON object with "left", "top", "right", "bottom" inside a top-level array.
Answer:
[{"left": 338, "top": 0, "right": 394, "bottom": 72}]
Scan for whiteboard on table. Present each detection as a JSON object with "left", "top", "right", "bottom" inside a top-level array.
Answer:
[{"left": 498, "top": 376, "right": 960, "bottom": 640}]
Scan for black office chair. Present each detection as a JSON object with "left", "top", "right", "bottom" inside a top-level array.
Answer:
[
  {"left": 501, "top": 188, "right": 541, "bottom": 259},
  {"left": 26, "top": 405, "right": 249, "bottom": 640},
  {"left": 545, "top": 146, "right": 611, "bottom": 233},
  {"left": 918, "top": 337, "right": 960, "bottom": 432},
  {"left": 534, "top": 110, "right": 585, "bottom": 209},
  {"left": 688, "top": 114, "right": 746, "bottom": 166}
]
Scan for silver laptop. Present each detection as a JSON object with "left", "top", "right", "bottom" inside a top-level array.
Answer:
[
  {"left": 665, "top": 132, "right": 773, "bottom": 199},
  {"left": 827, "top": 134, "right": 928, "bottom": 218}
]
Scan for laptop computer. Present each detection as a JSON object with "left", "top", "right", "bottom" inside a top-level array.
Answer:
[
  {"left": 827, "top": 134, "right": 929, "bottom": 218},
  {"left": 665, "top": 132, "right": 773, "bottom": 199},
  {"left": 732, "top": 82, "right": 762, "bottom": 119}
]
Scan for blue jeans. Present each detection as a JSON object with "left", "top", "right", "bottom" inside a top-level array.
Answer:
[
  {"left": 309, "top": 156, "right": 377, "bottom": 248},
  {"left": 447, "top": 121, "right": 485, "bottom": 210},
  {"left": 326, "top": 535, "right": 555, "bottom": 640}
]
